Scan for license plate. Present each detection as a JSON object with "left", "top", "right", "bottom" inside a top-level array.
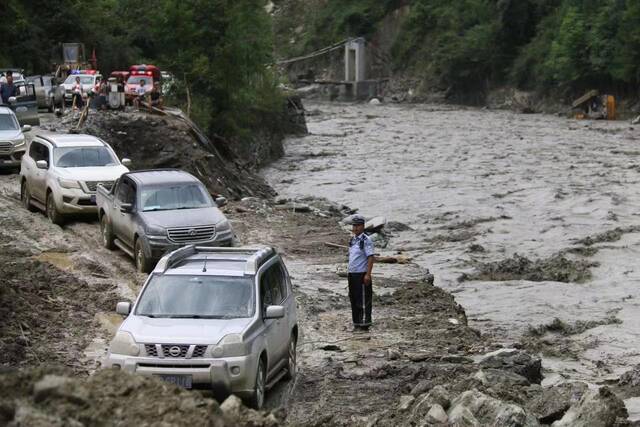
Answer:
[
  {"left": 155, "top": 374, "right": 192, "bottom": 388},
  {"left": 90, "top": 195, "right": 96, "bottom": 203}
]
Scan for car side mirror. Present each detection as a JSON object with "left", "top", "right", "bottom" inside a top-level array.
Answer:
[
  {"left": 120, "top": 203, "right": 133, "bottom": 213},
  {"left": 264, "top": 305, "right": 285, "bottom": 319},
  {"left": 116, "top": 301, "right": 131, "bottom": 315},
  {"left": 214, "top": 196, "right": 227, "bottom": 208},
  {"left": 121, "top": 158, "right": 132, "bottom": 167},
  {"left": 21, "top": 125, "right": 31, "bottom": 132},
  {"left": 36, "top": 160, "right": 48, "bottom": 169},
  {"left": 7, "top": 96, "right": 16, "bottom": 104}
]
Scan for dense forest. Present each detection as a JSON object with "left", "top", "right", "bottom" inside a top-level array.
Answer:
[
  {"left": 274, "top": 0, "right": 640, "bottom": 100},
  {"left": 0, "top": 0, "right": 282, "bottom": 139},
  {"left": 2, "top": 0, "right": 639, "bottom": 116}
]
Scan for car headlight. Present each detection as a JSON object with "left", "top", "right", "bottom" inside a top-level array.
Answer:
[
  {"left": 146, "top": 224, "right": 165, "bottom": 235},
  {"left": 212, "top": 334, "right": 248, "bottom": 357},
  {"left": 216, "top": 219, "right": 231, "bottom": 232},
  {"left": 109, "top": 331, "right": 140, "bottom": 356},
  {"left": 11, "top": 138, "right": 25, "bottom": 149},
  {"left": 57, "top": 178, "right": 81, "bottom": 189}
]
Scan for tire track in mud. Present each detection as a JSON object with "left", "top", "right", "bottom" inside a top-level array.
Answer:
[{"left": 0, "top": 173, "right": 142, "bottom": 373}]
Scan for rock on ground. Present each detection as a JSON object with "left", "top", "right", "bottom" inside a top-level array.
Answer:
[
  {"left": 447, "top": 389, "right": 540, "bottom": 427},
  {"left": 0, "top": 367, "right": 278, "bottom": 427},
  {"left": 426, "top": 403, "right": 448, "bottom": 425},
  {"left": 552, "top": 386, "right": 628, "bottom": 427},
  {"left": 479, "top": 349, "right": 543, "bottom": 384},
  {"left": 526, "top": 382, "right": 588, "bottom": 424}
]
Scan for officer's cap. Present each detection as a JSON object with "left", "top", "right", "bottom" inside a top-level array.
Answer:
[{"left": 350, "top": 214, "right": 366, "bottom": 225}]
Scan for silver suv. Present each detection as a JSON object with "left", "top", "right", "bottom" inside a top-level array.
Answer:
[
  {"left": 105, "top": 245, "right": 299, "bottom": 409},
  {"left": 20, "top": 133, "right": 130, "bottom": 225},
  {"left": 0, "top": 106, "right": 30, "bottom": 168}
]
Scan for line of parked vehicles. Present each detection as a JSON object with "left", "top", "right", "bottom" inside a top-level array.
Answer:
[
  {"left": 0, "top": 64, "right": 175, "bottom": 127},
  {"left": 15, "top": 131, "right": 298, "bottom": 409}
]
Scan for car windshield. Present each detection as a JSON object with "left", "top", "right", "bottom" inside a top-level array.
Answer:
[
  {"left": 127, "top": 76, "right": 152, "bottom": 85},
  {"left": 54, "top": 146, "right": 118, "bottom": 168},
  {"left": 0, "top": 114, "right": 19, "bottom": 130},
  {"left": 140, "top": 183, "right": 213, "bottom": 212},
  {"left": 64, "top": 75, "right": 94, "bottom": 85},
  {"left": 136, "top": 274, "right": 255, "bottom": 318}
]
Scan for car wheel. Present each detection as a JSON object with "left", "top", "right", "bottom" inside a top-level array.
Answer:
[
  {"left": 283, "top": 335, "right": 297, "bottom": 381},
  {"left": 46, "top": 192, "right": 64, "bottom": 226},
  {"left": 21, "top": 181, "right": 38, "bottom": 212},
  {"left": 100, "top": 215, "right": 115, "bottom": 250},
  {"left": 247, "top": 357, "right": 266, "bottom": 409},
  {"left": 134, "top": 238, "right": 153, "bottom": 273}
]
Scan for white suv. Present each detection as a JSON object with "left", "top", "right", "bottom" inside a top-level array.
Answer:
[
  {"left": 105, "top": 245, "right": 299, "bottom": 409},
  {"left": 20, "top": 133, "right": 131, "bottom": 225},
  {"left": 0, "top": 106, "right": 30, "bottom": 169}
]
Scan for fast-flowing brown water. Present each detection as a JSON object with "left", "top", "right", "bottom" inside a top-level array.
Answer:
[{"left": 264, "top": 101, "right": 640, "bottom": 396}]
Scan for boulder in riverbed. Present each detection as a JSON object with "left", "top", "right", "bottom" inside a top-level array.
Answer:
[
  {"left": 479, "top": 348, "right": 543, "bottom": 384},
  {"left": 447, "top": 389, "right": 540, "bottom": 426},
  {"left": 551, "top": 386, "right": 627, "bottom": 427},
  {"left": 526, "top": 382, "right": 588, "bottom": 424}
]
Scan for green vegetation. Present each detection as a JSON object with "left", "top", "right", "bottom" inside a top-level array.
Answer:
[
  {"left": 275, "top": 0, "right": 640, "bottom": 101},
  {"left": 0, "top": 0, "right": 282, "bottom": 139}
]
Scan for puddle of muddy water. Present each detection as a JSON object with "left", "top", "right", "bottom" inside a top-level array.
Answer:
[{"left": 263, "top": 101, "right": 640, "bottom": 385}]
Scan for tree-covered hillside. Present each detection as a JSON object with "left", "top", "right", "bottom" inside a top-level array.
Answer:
[{"left": 274, "top": 0, "right": 640, "bottom": 100}]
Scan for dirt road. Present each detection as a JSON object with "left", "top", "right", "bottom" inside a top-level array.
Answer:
[{"left": 1, "top": 104, "right": 637, "bottom": 425}]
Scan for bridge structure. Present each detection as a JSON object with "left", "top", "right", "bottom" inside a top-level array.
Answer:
[{"left": 276, "top": 37, "right": 382, "bottom": 100}]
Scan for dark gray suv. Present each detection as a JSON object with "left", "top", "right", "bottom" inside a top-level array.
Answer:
[{"left": 97, "top": 169, "right": 235, "bottom": 272}]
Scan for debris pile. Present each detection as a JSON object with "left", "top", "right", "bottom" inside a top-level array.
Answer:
[
  {"left": 459, "top": 253, "right": 597, "bottom": 283},
  {"left": 0, "top": 368, "right": 279, "bottom": 426},
  {"left": 42, "top": 110, "right": 281, "bottom": 199}
]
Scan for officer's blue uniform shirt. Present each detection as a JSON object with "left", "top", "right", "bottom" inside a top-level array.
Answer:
[{"left": 348, "top": 233, "right": 374, "bottom": 273}]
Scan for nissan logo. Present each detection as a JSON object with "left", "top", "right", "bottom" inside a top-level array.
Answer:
[{"left": 168, "top": 346, "right": 182, "bottom": 357}]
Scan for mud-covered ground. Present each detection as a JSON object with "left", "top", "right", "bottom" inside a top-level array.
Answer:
[{"left": 1, "top": 106, "right": 639, "bottom": 426}]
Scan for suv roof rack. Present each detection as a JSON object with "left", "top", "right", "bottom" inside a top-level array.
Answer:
[{"left": 154, "top": 245, "right": 275, "bottom": 274}]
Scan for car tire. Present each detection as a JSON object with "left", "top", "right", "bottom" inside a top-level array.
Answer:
[
  {"left": 134, "top": 238, "right": 153, "bottom": 273},
  {"left": 46, "top": 192, "right": 64, "bottom": 226},
  {"left": 101, "top": 215, "right": 115, "bottom": 250},
  {"left": 283, "top": 335, "right": 297, "bottom": 381},
  {"left": 21, "top": 181, "right": 38, "bottom": 212},
  {"left": 247, "top": 357, "right": 266, "bottom": 410}
]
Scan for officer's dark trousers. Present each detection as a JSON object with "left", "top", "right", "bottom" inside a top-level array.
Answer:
[{"left": 348, "top": 272, "right": 372, "bottom": 326}]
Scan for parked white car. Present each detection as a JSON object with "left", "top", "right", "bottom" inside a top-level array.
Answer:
[
  {"left": 60, "top": 72, "right": 102, "bottom": 105},
  {"left": 0, "top": 106, "right": 30, "bottom": 169},
  {"left": 20, "top": 133, "right": 131, "bottom": 225}
]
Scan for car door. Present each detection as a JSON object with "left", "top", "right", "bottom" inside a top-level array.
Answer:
[
  {"left": 112, "top": 177, "right": 137, "bottom": 248},
  {"left": 11, "top": 83, "right": 39, "bottom": 126},
  {"left": 259, "top": 266, "right": 279, "bottom": 373},
  {"left": 259, "top": 261, "right": 289, "bottom": 371},
  {"left": 27, "top": 141, "right": 50, "bottom": 203}
]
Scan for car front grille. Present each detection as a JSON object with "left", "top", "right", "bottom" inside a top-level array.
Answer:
[
  {"left": 84, "top": 181, "right": 114, "bottom": 193},
  {"left": 144, "top": 344, "right": 208, "bottom": 358},
  {"left": 167, "top": 225, "right": 216, "bottom": 243},
  {"left": 0, "top": 141, "right": 12, "bottom": 154}
]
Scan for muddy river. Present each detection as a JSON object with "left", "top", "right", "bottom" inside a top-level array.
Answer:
[{"left": 264, "top": 101, "right": 640, "bottom": 387}]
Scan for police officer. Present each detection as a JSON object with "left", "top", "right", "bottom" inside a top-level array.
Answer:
[{"left": 347, "top": 214, "right": 375, "bottom": 330}]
